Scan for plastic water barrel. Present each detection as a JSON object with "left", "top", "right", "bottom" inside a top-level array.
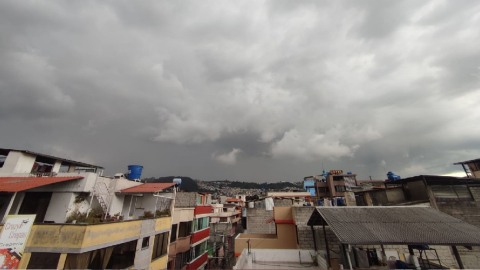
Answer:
[
  {"left": 127, "top": 165, "right": 143, "bottom": 180},
  {"left": 248, "top": 202, "right": 254, "bottom": 208},
  {"left": 173, "top": 178, "right": 182, "bottom": 186}
]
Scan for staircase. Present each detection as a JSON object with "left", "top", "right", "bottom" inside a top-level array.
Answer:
[{"left": 93, "top": 182, "right": 111, "bottom": 215}]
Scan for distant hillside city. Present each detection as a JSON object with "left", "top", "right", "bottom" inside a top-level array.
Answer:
[{"left": 142, "top": 176, "right": 303, "bottom": 197}]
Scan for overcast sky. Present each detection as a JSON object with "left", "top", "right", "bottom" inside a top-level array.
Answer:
[{"left": 1, "top": 1, "right": 480, "bottom": 182}]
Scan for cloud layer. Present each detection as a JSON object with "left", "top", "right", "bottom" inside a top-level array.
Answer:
[{"left": 1, "top": 0, "right": 480, "bottom": 181}]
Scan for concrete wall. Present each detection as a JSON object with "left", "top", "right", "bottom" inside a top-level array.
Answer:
[
  {"left": 0, "top": 151, "right": 36, "bottom": 174},
  {"left": 43, "top": 193, "right": 75, "bottom": 223},
  {"left": 235, "top": 224, "right": 298, "bottom": 255},
  {"left": 386, "top": 188, "right": 405, "bottom": 203},
  {"left": 134, "top": 219, "right": 157, "bottom": 269},
  {"left": 210, "top": 222, "right": 233, "bottom": 236},
  {"left": 407, "top": 180, "right": 429, "bottom": 201},
  {"left": 370, "top": 190, "right": 389, "bottom": 206},
  {"left": 109, "top": 195, "right": 125, "bottom": 216},
  {"left": 172, "top": 208, "right": 194, "bottom": 224},
  {"left": 274, "top": 207, "right": 292, "bottom": 221},
  {"left": 246, "top": 208, "right": 275, "bottom": 234},
  {"left": 175, "top": 192, "right": 198, "bottom": 208}
]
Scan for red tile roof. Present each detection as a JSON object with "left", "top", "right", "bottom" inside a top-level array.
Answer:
[
  {"left": 226, "top": 198, "right": 243, "bottom": 202},
  {"left": 0, "top": 176, "right": 84, "bottom": 192},
  {"left": 120, "top": 183, "right": 176, "bottom": 193}
]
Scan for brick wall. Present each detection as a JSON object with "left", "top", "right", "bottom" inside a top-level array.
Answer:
[
  {"left": 246, "top": 208, "right": 275, "bottom": 234},
  {"left": 434, "top": 186, "right": 480, "bottom": 268},
  {"left": 210, "top": 222, "right": 233, "bottom": 235},
  {"left": 273, "top": 198, "right": 293, "bottom": 207},
  {"left": 175, "top": 192, "right": 197, "bottom": 208}
]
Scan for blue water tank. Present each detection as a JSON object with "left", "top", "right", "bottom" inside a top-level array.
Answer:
[
  {"left": 127, "top": 165, "right": 143, "bottom": 180},
  {"left": 387, "top": 171, "right": 401, "bottom": 181},
  {"left": 173, "top": 178, "right": 182, "bottom": 186}
]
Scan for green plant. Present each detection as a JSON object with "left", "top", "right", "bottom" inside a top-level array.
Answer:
[
  {"left": 155, "top": 209, "right": 170, "bottom": 217},
  {"left": 65, "top": 207, "right": 104, "bottom": 224},
  {"left": 143, "top": 211, "right": 155, "bottom": 219},
  {"left": 74, "top": 193, "right": 89, "bottom": 204}
]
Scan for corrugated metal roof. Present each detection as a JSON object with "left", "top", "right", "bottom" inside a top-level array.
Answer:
[
  {"left": 307, "top": 206, "right": 480, "bottom": 246},
  {"left": 0, "top": 176, "right": 84, "bottom": 192},
  {"left": 226, "top": 198, "right": 243, "bottom": 202},
  {"left": 454, "top": 158, "right": 480, "bottom": 165},
  {"left": 120, "top": 183, "right": 176, "bottom": 193}
]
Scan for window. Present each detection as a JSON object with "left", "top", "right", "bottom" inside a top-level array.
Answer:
[
  {"left": 191, "top": 241, "right": 208, "bottom": 260},
  {"left": 197, "top": 195, "right": 203, "bottom": 205},
  {"left": 195, "top": 217, "right": 209, "bottom": 231},
  {"left": 333, "top": 176, "right": 344, "bottom": 181},
  {"left": 152, "top": 232, "right": 169, "bottom": 260},
  {"left": 171, "top": 224, "right": 178, "bottom": 243},
  {"left": 64, "top": 240, "right": 137, "bottom": 269},
  {"left": 142, "top": 237, "right": 149, "bottom": 249},
  {"left": 220, "top": 217, "right": 227, "bottom": 222},
  {"left": 318, "top": 187, "right": 329, "bottom": 193},
  {"left": 335, "top": 186, "right": 346, "bottom": 192},
  {"left": 431, "top": 185, "right": 473, "bottom": 201},
  {"left": 27, "top": 253, "right": 60, "bottom": 269},
  {"left": 176, "top": 250, "right": 191, "bottom": 269},
  {"left": 178, "top": 221, "right": 192, "bottom": 237}
]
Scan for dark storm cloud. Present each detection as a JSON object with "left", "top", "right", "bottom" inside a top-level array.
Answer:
[{"left": 1, "top": 0, "right": 479, "bottom": 181}]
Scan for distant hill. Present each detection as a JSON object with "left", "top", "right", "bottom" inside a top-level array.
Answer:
[
  {"left": 143, "top": 176, "right": 199, "bottom": 191},
  {"left": 223, "top": 181, "right": 300, "bottom": 190},
  {"left": 142, "top": 176, "right": 302, "bottom": 192}
]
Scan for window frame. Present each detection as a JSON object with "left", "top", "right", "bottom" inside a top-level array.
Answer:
[
  {"left": 141, "top": 237, "right": 149, "bottom": 249},
  {"left": 151, "top": 232, "right": 170, "bottom": 261}
]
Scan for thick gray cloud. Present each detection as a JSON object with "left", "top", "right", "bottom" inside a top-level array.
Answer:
[{"left": 1, "top": 0, "right": 480, "bottom": 181}]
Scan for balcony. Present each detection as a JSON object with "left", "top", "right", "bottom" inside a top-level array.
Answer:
[
  {"left": 194, "top": 206, "right": 212, "bottom": 216},
  {"left": 186, "top": 252, "right": 208, "bottom": 270},
  {"left": 18, "top": 216, "right": 171, "bottom": 253},
  {"left": 191, "top": 228, "right": 210, "bottom": 245},
  {"left": 169, "top": 235, "right": 191, "bottom": 256}
]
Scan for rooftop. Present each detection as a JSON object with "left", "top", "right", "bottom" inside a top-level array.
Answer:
[
  {"left": 385, "top": 175, "right": 480, "bottom": 186},
  {"left": 307, "top": 206, "right": 480, "bottom": 246},
  {"left": 120, "top": 183, "right": 176, "bottom": 193},
  {"left": 0, "top": 176, "right": 84, "bottom": 192},
  {"left": 234, "top": 249, "right": 320, "bottom": 269},
  {"left": 454, "top": 157, "right": 480, "bottom": 165},
  {"left": 0, "top": 148, "right": 103, "bottom": 169}
]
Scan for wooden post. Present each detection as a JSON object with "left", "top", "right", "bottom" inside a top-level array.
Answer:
[
  {"left": 452, "top": 246, "right": 464, "bottom": 269},
  {"left": 323, "top": 220, "right": 331, "bottom": 269}
]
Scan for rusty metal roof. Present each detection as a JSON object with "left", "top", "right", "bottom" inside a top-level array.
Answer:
[
  {"left": 120, "top": 183, "right": 176, "bottom": 193},
  {"left": 307, "top": 206, "right": 480, "bottom": 246},
  {"left": 0, "top": 176, "right": 84, "bottom": 192}
]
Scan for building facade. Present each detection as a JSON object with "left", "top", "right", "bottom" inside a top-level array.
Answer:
[
  {"left": 168, "top": 192, "right": 212, "bottom": 270},
  {"left": 0, "top": 148, "right": 175, "bottom": 269}
]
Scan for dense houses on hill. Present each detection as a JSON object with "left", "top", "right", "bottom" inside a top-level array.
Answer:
[{"left": 2, "top": 147, "right": 480, "bottom": 269}]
